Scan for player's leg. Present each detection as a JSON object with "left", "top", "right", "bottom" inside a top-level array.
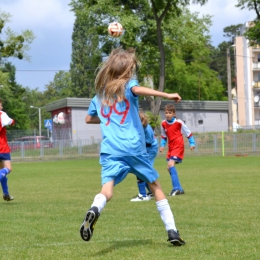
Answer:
[
  {"left": 131, "top": 155, "right": 185, "bottom": 246},
  {"left": 148, "top": 180, "right": 186, "bottom": 246},
  {"left": 130, "top": 177, "right": 151, "bottom": 202},
  {"left": 80, "top": 154, "right": 130, "bottom": 242},
  {"left": 0, "top": 158, "right": 14, "bottom": 201},
  {"left": 168, "top": 158, "right": 184, "bottom": 196},
  {"left": 80, "top": 180, "right": 113, "bottom": 242}
]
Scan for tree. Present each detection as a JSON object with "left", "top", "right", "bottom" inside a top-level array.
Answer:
[
  {"left": 0, "top": 9, "right": 35, "bottom": 61},
  {"left": 0, "top": 9, "right": 35, "bottom": 130},
  {"left": 70, "top": 0, "right": 208, "bottom": 114},
  {"left": 223, "top": 24, "right": 243, "bottom": 42},
  {"left": 0, "top": 63, "right": 30, "bottom": 129},
  {"left": 44, "top": 71, "right": 73, "bottom": 101},
  {"left": 70, "top": 4, "right": 102, "bottom": 98},
  {"left": 236, "top": 0, "right": 260, "bottom": 45}
]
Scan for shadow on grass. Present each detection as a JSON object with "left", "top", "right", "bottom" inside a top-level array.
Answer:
[{"left": 89, "top": 239, "right": 157, "bottom": 257}]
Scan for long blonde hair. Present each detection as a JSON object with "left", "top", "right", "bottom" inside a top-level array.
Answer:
[{"left": 95, "top": 47, "right": 139, "bottom": 106}]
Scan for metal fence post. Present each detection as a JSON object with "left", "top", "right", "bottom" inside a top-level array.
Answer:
[
  {"left": 78, "top": 140, "right": 82, "bottom": 156},
  {"left": 59, "top": 140, "right": 63, "bottom": 156},
  {"left": 252, "top": 133, "right": 256, "bottom": 152}
]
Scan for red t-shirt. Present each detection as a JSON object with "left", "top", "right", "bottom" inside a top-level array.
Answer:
[
  {"left": 161, "top": 119, "right": 192, "bottom": 160},
  {"left": 0, "top": 111, "right": 14, "bottom": 153}
]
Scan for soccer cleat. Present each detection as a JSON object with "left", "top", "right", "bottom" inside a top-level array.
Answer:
[
  {"left": 147, "top": 192, "right": 154, "bottom": 199},
  {"left": 80, "top": 206, "right": 100, "bottom": 242},
  {"left": 3, "top": 194, "right": 14, "bottom": 201},
  {"left": 169, "top": 189, "right": 185, "bottom": 196},
  {"left": 130, "top": 193, "right": 152, "bottom": 202},
  {"left": 167, "top": 229, "right": 186, "bottom": 246}
]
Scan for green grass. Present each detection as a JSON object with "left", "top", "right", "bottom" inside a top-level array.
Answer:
[{"left": 1, "top": 156, "right": 259, "bottom": 260}]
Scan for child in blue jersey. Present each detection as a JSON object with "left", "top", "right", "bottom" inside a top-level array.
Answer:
[
  {"left": 130, "top": 111, "right": 158, "bottom": 202},
  {"left": 80, "top": 47, "right": 186, "bottom": 246}
]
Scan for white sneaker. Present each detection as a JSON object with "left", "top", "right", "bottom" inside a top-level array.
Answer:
[
  {"left": 130, "top": 194, "right": 151, "bottom": 202},
  {"left": 147, "top": 192, "right": 154, "bottom": 199}
]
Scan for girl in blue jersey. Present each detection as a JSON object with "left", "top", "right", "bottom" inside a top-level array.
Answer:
[
  {"left": 130, "top": 111, "right": 158, "bottom": 202},
  {"left": 80, "top": 47, "right": 186, "bottom": 246}
]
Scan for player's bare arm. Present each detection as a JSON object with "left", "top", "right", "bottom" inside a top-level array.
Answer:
[
  {"left": 159, "top": 147, "right": 164, "bottom": 152},
  {"left": 85, "top": 114, "right": 101, "bottom": 124},
  {"left": 131, "top": 86, "right": 181, "bottom": 102}
]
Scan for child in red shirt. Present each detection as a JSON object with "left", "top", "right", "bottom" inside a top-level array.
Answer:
[
  {"left": 160, "top": 104, "right": 195, "bottom": 196},
  {"left": 0, "top": 99, "right": 15, "bottom": 201}
]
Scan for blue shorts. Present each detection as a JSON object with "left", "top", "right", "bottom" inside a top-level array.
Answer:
[
  {"left": 167, "top": 156, "right": 182, "bottom": 164},
  {"left": 0, "top": 153, "right": 11, "bottom": 161},
  {"left": 100, "top": 153, "right": 159, "bottom": 186}
]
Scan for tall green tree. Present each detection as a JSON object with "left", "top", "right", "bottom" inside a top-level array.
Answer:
[
  {"left": 163, "top": 10, "right": 225, "bottom": 100},
  {"left": 0, "top": 9, "right": 35, "bottom": 129},
  {"left": 70, "top": 4, "right": 102, "bottom": 98},
  {"left": 70, "top": 0, "right": 208, "bottom": 114}
]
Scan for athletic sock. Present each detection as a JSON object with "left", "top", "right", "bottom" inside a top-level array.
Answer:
[
  {"left": 0, "top": 168, "right": 10, "bottom": 182},
  {"left": 0, "top": 176, "right": 9, "bottom": 195},
  {"left": 156, "top": 199, "right": 177, "bottom": 231},
  {"left": 137, "top": 180, "right": 147, "bottom": 197},
  {"left": 91, "top": 193, "right": 107, "bottom": 213},
  {"left": 145, "top": 182, "right": 151, "bottom": 193},
  {"left": 169, "top": 166, "right": 183, "bottom": 191}
]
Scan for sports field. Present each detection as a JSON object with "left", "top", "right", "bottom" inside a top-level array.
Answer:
[{"left": 1, "top": 156, "right": 259, "bottom": 260}]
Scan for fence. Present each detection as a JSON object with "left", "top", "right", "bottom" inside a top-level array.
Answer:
[{"left": 7, "top": 132, "right": 260, "bottom": 161}]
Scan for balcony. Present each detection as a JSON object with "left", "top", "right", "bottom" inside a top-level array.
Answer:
[
  {"left": 252, "top": 62, "right": 260, "bottom": 70},
  {"left": 252, "top": 81, "right": 260, "bottom": 88}
]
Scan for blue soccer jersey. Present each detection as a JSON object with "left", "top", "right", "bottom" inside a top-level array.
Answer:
[
  {"left": 144, "top": 124, "right": 158, "bottom": 165},
  {"left": 88, "top": 79, "right": 146, "bottom": 156}
]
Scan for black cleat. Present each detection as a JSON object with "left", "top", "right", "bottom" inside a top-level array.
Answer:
[
  {"left": 167, "top": 229, "right": 186, "bottom": 246},
  {"left": 169, "top": 190, "right": 185, "bottom": 196},
  {"left": 3, "top": 194, "right": 14, "bottom": 201},
  {"left": 80, "top": 206, "right": 100, "bottom": 242}
]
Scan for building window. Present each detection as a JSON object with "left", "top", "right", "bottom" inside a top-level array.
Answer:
[
  {"left": 198, "top": 120, "right": 203, "bottom": 125},
  {"left": 258, "top": 73, "right": 260, "bottom": 81},
  {"left": 258, "top": 54, "right": 260, "bottom": 62}
]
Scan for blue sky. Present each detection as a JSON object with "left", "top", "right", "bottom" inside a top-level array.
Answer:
[{"left": 1, "top": 0, "right": 256, "bottom": 92}]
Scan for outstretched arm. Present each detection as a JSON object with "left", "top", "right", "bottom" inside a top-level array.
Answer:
[{"left": 131, "top": 86, "right": 181, "bottom": 102}]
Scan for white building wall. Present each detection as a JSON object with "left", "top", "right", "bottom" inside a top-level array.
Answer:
[{"left": 71, "top": 108, "right": 102, "bottom": 141}]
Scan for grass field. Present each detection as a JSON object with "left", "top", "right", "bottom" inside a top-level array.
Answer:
[{"left": 1, "top": 156, "right": 259, "bottom": 260}]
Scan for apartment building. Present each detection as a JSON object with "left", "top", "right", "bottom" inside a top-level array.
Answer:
[{"left": 234, "top": 22, "right": 260, "bottom": 128}]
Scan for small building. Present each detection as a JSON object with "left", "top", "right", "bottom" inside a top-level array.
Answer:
[{"left": 45, "top": 98, "right": 229, "bottom": 141}]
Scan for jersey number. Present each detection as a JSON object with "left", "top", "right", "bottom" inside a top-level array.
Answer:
[{"left": 101, "top": 99, "right": 130, "bottom": 126}]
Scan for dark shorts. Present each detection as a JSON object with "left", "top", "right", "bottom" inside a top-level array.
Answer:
[
  {"left": 167, "top": 156, "right": 182, "bottom": 164},
  {"left": 0, "top": 153, "right": 11, "bottom": 161}
]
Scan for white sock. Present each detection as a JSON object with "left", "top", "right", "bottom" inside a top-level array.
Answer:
[
  {"left": 156, "top": 199, "right": 177, "bottom": 231},
  {"left": 91, "top": 194, "right": 107, "bottom": 213}
]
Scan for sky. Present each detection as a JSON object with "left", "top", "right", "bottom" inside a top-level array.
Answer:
[{"left": 0, "top": 0, "right": 257, "bottom": 92}]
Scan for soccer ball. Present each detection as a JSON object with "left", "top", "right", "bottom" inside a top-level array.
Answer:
[{"left": 108, "top": 22, "right": 123, "bottom": 37}]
